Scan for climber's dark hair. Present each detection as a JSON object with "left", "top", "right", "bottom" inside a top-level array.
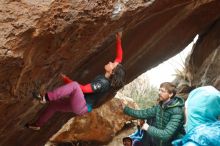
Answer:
[{"left": 110, "top": 63, "right": 125, "bottom": 90}]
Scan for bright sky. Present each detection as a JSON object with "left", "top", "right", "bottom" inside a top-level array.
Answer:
[{"left": 144, "top": 35, "right": 198, "bottom": 87}]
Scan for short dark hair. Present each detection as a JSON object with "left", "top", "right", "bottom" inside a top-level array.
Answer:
[
  {"left": 122, "top": 136, "right": 132, "bottom": 142},
  {"left": 110, "top": 63, "right": 125, "bottom": 90},
  {"left": 160, "top": 82, "right": 177, "bottom": 97}
]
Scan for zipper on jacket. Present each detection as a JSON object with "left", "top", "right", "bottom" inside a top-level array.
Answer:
[{"left": 160, "top": 108, "right": 164, "bottom": 146}]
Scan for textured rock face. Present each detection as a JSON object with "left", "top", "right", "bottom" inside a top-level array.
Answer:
[
  {"left": 49, "top": 97, "right": 137, "bottom": 145},
  {"left": 0, "top": 0, "right": 220, "bottom": 145},
  {"left": 187, "top": 20, "right": 220, "bottom": 90}
]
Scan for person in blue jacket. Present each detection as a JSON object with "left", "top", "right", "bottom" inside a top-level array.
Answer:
[
  {"left": 172, "top": 85, "right": 220, "bottom": 146},
  {"left": 184, "top": 86, "right": 220, "bottom": 132},
  {"left": 129, "top": 119, "right": 146, "bottom": 146}
]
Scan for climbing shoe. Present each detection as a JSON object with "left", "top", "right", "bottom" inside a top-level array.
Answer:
[
  {"left": 25, "top": 123, "right": 40, "bottom": 131},
  {"left": 32, "top": 91, "right": 47, "bottom": 104}
]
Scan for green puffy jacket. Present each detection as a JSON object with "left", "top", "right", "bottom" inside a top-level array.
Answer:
[{"left": 124, "top": 96, "right": 185, "bottom": 146}]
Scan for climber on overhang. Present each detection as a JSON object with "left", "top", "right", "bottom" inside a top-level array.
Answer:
[{"left": 25, "top": 32, "right": 125, "bottom": 130}]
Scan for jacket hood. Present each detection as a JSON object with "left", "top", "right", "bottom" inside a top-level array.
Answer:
[{"left": 163, "top": 96, "right": 184, "bottom": 109}]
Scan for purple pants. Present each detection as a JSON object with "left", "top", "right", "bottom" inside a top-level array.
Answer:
[{"left": 35, "top": 82, "right": 88, "bottom": 127}]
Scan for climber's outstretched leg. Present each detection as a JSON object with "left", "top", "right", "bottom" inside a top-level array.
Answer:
[
  {"left": 26, "top": 82, "right": 88, "bottom": 130},
  {"left": 33, "top": 82, "right": 82, "bottom": 103},
  {"left": 26, "top": 98, "right": 72, "bottom": 130}
]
